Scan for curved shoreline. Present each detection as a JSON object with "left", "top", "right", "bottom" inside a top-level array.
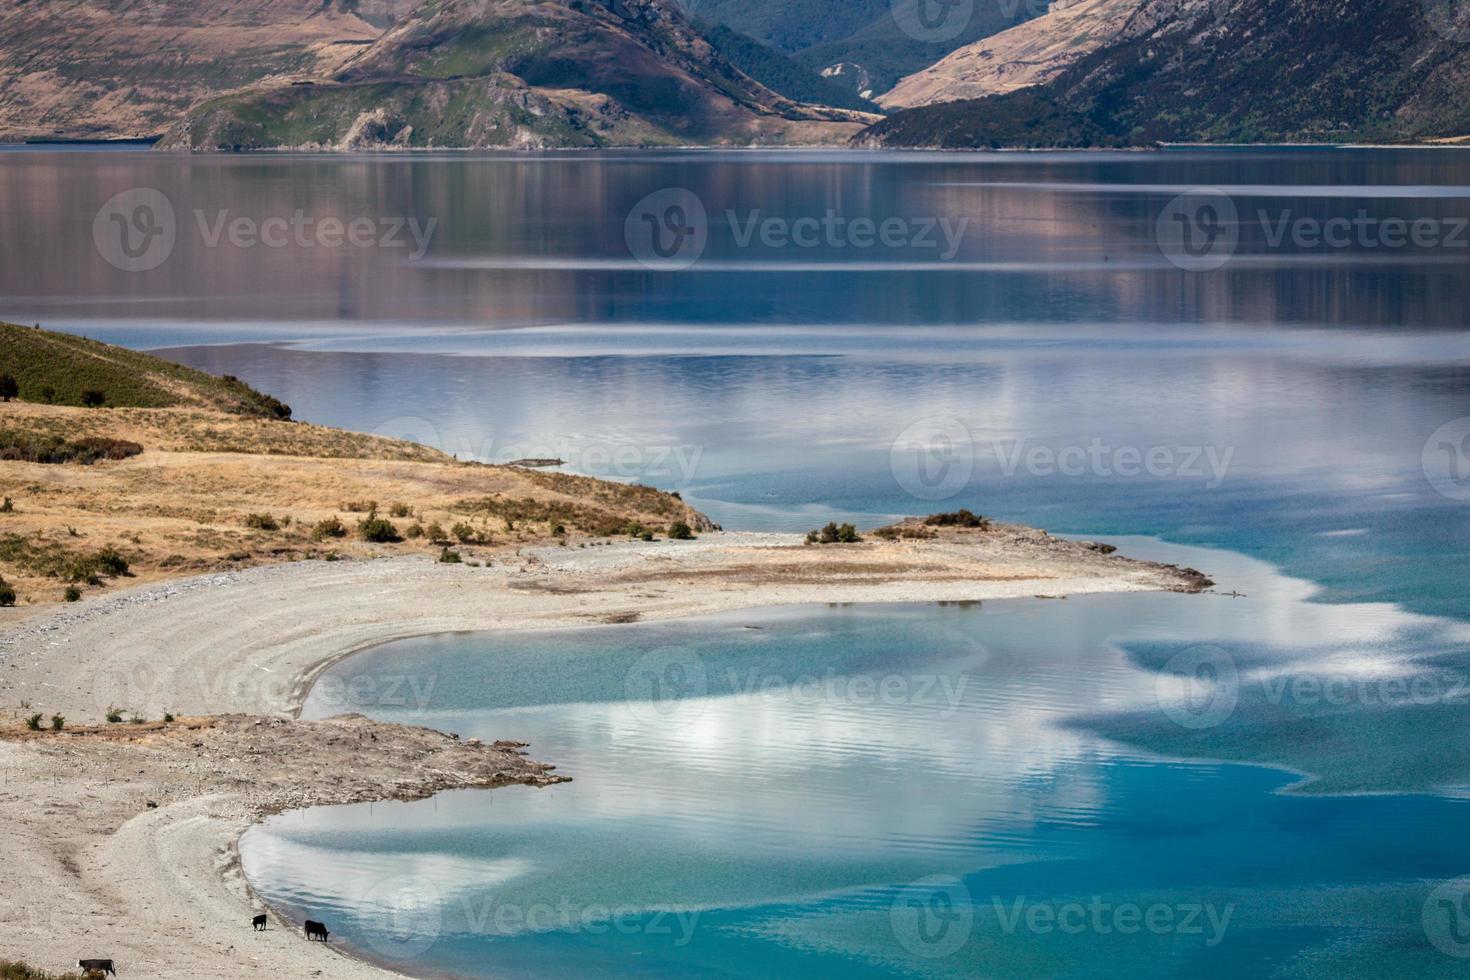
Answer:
[{"left": 0, "top": 528, "right": 1207, "bottom": 978}]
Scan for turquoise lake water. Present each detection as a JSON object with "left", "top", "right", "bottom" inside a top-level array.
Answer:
[{"left": 4, "top": 147, "right": 1470, "bottom": 975}]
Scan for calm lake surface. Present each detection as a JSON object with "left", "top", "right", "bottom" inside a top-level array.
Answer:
[{"left": 4, "top": 146, "right": 1470, "bottom": 976}]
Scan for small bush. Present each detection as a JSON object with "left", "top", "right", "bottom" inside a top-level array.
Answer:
[
  {"left": 340, "top": 499, "right": 377, "bottom": 513},
  {"left": 639, "top": 529, "right": 655, "bottom": 542},
  {"left": 322, "top": 551, "right": 341, "bottom": 561},
  {"left": 163, "top": 711, "right": 175, "bottom": 723},
  {"left": 63, "top": 586, "right": 81, "bottom": 602},
  {"left": 312, "top": 516, "right": 347, "bottom": 541},
  {"left": 406, "top": 523, "right": 425, "bottom": 539},
  {"left": 811, "top": 522, "right": 861, "bottom": 544},
  {"left": 0, "top": 497, "right": 12, "bottom": 513},
  {"left": 24, "top": 713, "right": 42, "bottom": 731},
  {"left": 49, "top": 714, "right": 63, "bottom": 731},
  {"left": 426, "top": 522, "right": 447, "bottom": 543},
  {"left": 0, "top": 374, "right": 17, "bottom": 401},
  {"left": 80, "top": 389, "right": 106, "bottom": 407},
  {"left": 357, "top": 516, "right": 401, "bottom": 543},
  {"left": 439, "top": 548, "right": 462, "bottom": 564},
  {"left": 923, "top": 509, "right": 989, "bottom": 529},
  {"left": 451, "top": 522, "right": 477, "bottom": 544},
  {"left": 95, "top": 546, "right": 129, "bottom": 576},
  {"left": 105, "top": 706, "right": 124, "bottom": 723},
  {"left": 389, "top": 502, "right": 412, "bottom": 518},
  {"left": 0, "top": 577, "right": 14, "bottom": 606},
  {"left": 668, "top": 521, "right": 694, "bottom": 540},
  {"left": 244, "top": 513, "right": 279, "bottom": 531}
]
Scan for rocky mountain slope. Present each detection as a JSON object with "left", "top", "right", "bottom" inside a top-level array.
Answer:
[
  {"left": 878, "top": 0, "right": 1139, "bottom": 108},
  {"left": 0, "top": 0, "right": 419, "bottom": 141},
  {"left": 0, "top": 0, "right": 868, "bottom": 148},
  {"left": 161, "top": 0, "right": 868, "bottom": 148},
  {"left": 860, "top": 0, "right": 1470, "bottom": 146}
]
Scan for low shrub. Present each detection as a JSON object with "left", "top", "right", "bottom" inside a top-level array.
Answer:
[
  {"left": 49, "top": 714, "right": 63, "bottom": 731},
  {"left": 811, "top": 521, "right": 861, "bottom": 544},
  {"left": 0, "top": 577, "right": 14, "bottom": 606},
  {"left": 0, "top": 497, "right": 12, "bottom": 513},
  {"left": 451, "top": 522, "right": 477, "bottom": 543},
  {"left": 80, "top": 389, "right": 106, "bottom": 407},
  {"left": 439, "top": 548, "right": 462, "bottom": 564},
  {"left": 163, "top": 711, "right": 175, "bottom": 723},
  {"left": 311, "top": 516, "right": 347, "bottom": 541},
  {"left": 63, "top": 586, "right": 81, "bottom": 602},
  {"left": 357, "top": 516, "right": 401, "bottom": 543},
  {"left": 341, "top": 499, "right": 377, "bottom": 513},
  {"left": 389, "top": 502, "right": 412, "bottom": 518},
  {"left": 0, "top": 432, "right": 143, "bottom": 465},
  {"left": 923, "top": 509, "right": 989, "bottom": 529},
  {"left": 105, "top": 706, "right": 123, "bottom": 723},
  {"left": 668, "top": 521, "right": 695, "bottom": 540},
  {"left": 426, "top": 522, "right": 447, "bottom": 543},
  {"left": 24, "top": 713, "right": 41, "bottom": 731},
  {"left": 244, "top": 513, "right": 279, "bottom": 531},
  {"left": 95, "top": 546, "right": 129, "bottom": 576},
  {"left": 406, "top": 523, "right": 425, "bottom": 539}
]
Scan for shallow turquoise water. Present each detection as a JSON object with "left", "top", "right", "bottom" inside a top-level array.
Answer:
[
  {"left": 7, "top": 147, "right": 1470, "bottom": 976},
  {"left": 239, "top": 543, "right": 1470, "bottom": 978}
]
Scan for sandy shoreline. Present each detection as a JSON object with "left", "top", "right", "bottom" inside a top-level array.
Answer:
[{"left": 0, "top": 527, "right": 1209, "bottom": 977}]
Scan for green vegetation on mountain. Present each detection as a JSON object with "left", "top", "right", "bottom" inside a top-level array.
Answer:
[
  {"left": 860, "top": 0, "right": 1470, "bottom": 147},
  {"left": 695, "top": 0, "right": 1043, "bottom": 99},
  {"left": 694, "top": 21, "right": 877, "bottom": 112},
  {"left": 0, "top": 323, "right": 291, "bottom": 418},
  {"left": 161, "top": 0, "right": 868, "bottom": 149}
]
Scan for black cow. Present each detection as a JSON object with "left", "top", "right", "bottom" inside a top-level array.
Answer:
[
  {"left": 304, "top": 919, "right": 329, "bottom": 942},
  {"left": 77, "top": 959, "right": 115, "bottom": 976},
  {"left": 252, "top": 913, "right": 268, "bottom": 931}
]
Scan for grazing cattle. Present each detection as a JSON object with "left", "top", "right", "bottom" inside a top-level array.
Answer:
[
  {"left": 252, "top": 913, "right": 268, "bottom": 931},
  {"left": 304, "top": 919, "right": 329, "bottom": 942},
  {"left": 77, "top": 959, "right": 115, "bottom": 976}
]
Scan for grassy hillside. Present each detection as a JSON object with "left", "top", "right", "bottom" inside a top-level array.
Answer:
[
  {"left": 860, "top": 0, "right": 1470, "bottom": 147},
  {"left": 0, "top": 323, "right": 291, "bottom": 418}
]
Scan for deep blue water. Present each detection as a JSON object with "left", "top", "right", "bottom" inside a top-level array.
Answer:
[{"left": 4, "top": 147, "right": 1470, "bottom": 976}]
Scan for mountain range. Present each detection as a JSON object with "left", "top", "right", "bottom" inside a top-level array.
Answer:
[
  {"left": 863, "top": 0, "right": 1470, "bottom": 146},
  {"left": 4, "top": 0, "right": 1469, "bottom": 149}
]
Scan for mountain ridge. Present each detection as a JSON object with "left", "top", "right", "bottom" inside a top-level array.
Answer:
[{"left": 860, "top": 0, "right": 1470, "bottom": 147}]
